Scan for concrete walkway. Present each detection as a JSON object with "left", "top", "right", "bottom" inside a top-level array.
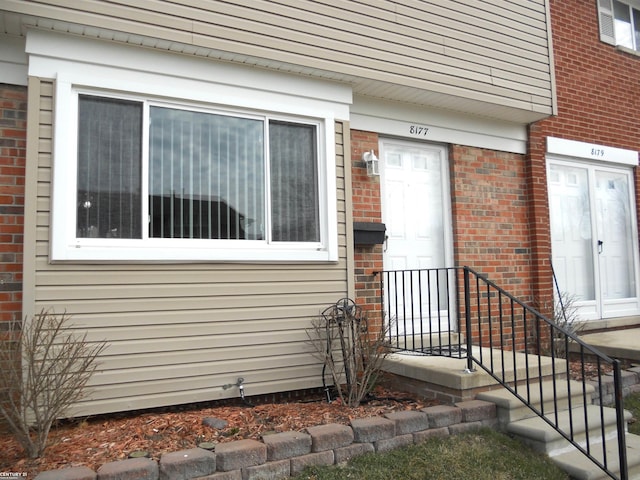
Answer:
[{"left": 577, "top": 328, "right": 640, "bottom": 363}]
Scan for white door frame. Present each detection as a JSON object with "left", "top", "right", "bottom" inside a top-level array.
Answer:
[{"left": 547, "top": 157, "right": 640, "bottom": 321}]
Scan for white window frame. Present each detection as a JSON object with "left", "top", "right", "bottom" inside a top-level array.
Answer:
[
  {"left": 27, "top": 31, "right": 347, "bottom": 262},
  {"left": 598, "top": 0, "right": 640, "bottom": 52}
]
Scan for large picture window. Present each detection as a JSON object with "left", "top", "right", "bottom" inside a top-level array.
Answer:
[
  {"left": 36, "top": 33, "right": 344, "bottom": 262},
  {"left": 75, "top": 94, "right": 321, "bottom": 248}
]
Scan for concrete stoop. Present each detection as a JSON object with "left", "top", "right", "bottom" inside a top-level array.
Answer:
[{"left": 381, "top": 346, "right": 567, "bottom": 404}]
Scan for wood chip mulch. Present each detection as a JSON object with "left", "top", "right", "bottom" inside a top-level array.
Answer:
[
  {"left": 1, "top": 360, "right": 623, "bottom": 477},
  {"left": 0, "top": 386, "right": 434, "bottom": 477}
]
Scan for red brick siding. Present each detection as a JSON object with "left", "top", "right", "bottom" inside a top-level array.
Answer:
[
  {"left": 449, "top": 145, "right": 532, "bottom": 349},
  {"left": 0, "top": 83, "right": 26, "bottom": 432},
  {"left": 450, "top": 145, "right": 532, "bottom": 299},
  {"left": 350, "top": 130, "right": 383, "bottom": 331},
  {"left": 528, "top": 0, "right": 640, "bottom": 312},
  {"left": 0, "top": 84, "right": 26, "bottom": 326}
]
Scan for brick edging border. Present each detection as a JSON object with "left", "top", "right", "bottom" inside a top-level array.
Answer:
[{"left": 34, "top": 400, "right": 497, "bottom": 480}]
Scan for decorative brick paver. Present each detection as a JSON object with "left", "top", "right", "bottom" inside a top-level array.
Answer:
[
  {"left": 350, "top": 417, "right": 395, "bottom": 443},
  {"left": 96, "top": 457, "right": 158, "bottom": 480},
  {"left": 422, "top": 404, "right": 462, "bottom": 428},
  {"left": 305, "top": 423, "right": 354, "bottom": 452},
  {"left": 262, "top": 431, "right": 312, "bottom": 461},
  {"left": 159, "top": 448, "right": 216, "bottom": 480}
]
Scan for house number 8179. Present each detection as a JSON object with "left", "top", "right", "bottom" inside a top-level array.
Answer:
[{"left": 409, "top": 125, "right": 429, "bottom": 136}]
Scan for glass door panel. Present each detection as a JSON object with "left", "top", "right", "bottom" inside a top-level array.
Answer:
[
  {"left": 595, "top": 170, "right": 636, "bottom": 300},
  {"left": 548, "top": 164, "right": 596, "bottom": 302}
]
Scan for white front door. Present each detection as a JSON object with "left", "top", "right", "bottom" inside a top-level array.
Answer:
[
  {"left": 548, "top": 160, "right": 640, "bottom": 320},
  {"left": 380, "top": 139, "right": 453, "bottom": 335}
]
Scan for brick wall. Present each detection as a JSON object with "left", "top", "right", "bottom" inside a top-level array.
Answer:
[
  {"left": 0, "top": 83, "right": 27, "bottom": 432},
  {"left": 350, "top": 130, "right": 383, "bottom": 331},
  {"left": 0, "top": 84, "right": 26, "bottom": 325},
  {"left": 449, "top": 145, "right": 532, "bottom": 349},
  {"left": 449, "top": 145, "right": 532, "bottom": 301},
  {"left": 528, "top": 0, "right": 640, "bottom": 313}
]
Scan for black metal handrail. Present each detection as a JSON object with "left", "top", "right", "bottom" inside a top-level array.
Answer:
[{"left": 378, "top": 266, "right": 628, "bottom": 480}]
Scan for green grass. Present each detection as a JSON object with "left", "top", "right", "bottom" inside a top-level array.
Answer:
[
  {"left": 291, "top": 392, "right": 640, "bottom": 480},
  {"left": 627, "top": 391, "right": 640, "bottom": 435},
  {"left": 292, "top": 428, "right": 569, "bottom": 480}
]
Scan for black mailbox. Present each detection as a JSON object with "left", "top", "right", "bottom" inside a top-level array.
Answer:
[{"left": 353, "top": 222, "right": 386, "bottom": 245}]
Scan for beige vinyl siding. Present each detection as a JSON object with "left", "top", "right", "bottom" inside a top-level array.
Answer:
[
  {"left": 27, "top": 79, "right": 350, "bottom": 417},
  {"left": 6, "top": 0, "right": 553, "bottom": 120}
]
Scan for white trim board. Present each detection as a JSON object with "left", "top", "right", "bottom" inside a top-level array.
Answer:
[
  {"left": 25, "top": 29, "right": 352, "bottom": 120},
  {"left": 351, "top": 96, "right": 528, "bottom": 154},
  {"left": 547, "top": 137, "right": 638, "bottom": 166},
  {"left": 0, "top": 34, "right": 27, "bottom": 86}
]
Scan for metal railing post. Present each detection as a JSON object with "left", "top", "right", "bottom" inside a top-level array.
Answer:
[
  {"left": 463, "top": 267, "right": 473, "bottom": 372},
  {"left": 613, "top": 360, "right": 629, "bottom": 480}
]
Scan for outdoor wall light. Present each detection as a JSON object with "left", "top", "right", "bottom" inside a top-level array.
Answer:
[{"left": 363, "top": 150, "right": 380, "bottom": 176}]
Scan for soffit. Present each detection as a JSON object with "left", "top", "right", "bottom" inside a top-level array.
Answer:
[{"left": 1, "top": 12, "right": 551, "bottom": 124}]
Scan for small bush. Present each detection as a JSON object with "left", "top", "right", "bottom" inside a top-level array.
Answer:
[
  {"left": 307, "top": 298, "right": 391, "bottom": 407},
  {"left": 0, "top": 309, "right": 107, "bottom": 458}
]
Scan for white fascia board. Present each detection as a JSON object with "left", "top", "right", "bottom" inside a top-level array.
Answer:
[
  {"left": 25, "top": 29, "right": 352, "bottom": 119},
  {"left": 0, "top": 34, "right": 27, "bottom": 86},
  {"left": 351, "top": 96, "right": 527, "bottom": 154},
  {"left": 547, "top": 137, "right": 638, "bottom": 166}
]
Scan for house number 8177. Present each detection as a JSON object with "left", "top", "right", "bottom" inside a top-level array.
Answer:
[{"left": 409, "top": 125, "right": 429, "bottom": 136}]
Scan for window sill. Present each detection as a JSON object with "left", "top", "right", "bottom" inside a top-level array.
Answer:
[
  {"left": 615, "top": 44, "right": 640, "bottom": 57},
  {"left": 51, "top": 240, "right": 337, "bottom": 263}
]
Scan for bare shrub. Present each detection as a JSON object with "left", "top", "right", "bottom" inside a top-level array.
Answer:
[
  {"left": 549, "top": 291, "right": 584, "bottom": 358},
  {"left": 0, "top": 309, "right": 107, "bottom": 458},
  {"left": 307, "top": 298, "right": 391, "bottom": 407},
  {"left": 533, "top": 292, "right": 583, "bottom": 358}
]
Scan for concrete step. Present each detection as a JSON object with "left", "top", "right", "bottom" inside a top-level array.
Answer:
[
  {"left": 381, "top": 346, "right": 567, "bottom": 403},
  {"left": 550, "top": 432, "right": 640, "bottom": 480},
  {"left": 506, "top": 404, "right": 632, "bottom": 457},
  {"left": 477, "top": 379, "right": 595, "bottom": 425}
]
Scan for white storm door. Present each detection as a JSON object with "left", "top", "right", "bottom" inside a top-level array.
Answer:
[
  {"left": 548, "top": 161, "right": 640, "bottom": 320},
  {"left": 381, "top": 140, "right": 453, "bottom": 335},
  {"left": 594, "top": 168, "right": 640, "bottom": 316}
]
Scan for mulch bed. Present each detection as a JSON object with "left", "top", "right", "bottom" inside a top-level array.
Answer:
[{"left": 0, "top": 386, "right": 434, "bottom": 477}]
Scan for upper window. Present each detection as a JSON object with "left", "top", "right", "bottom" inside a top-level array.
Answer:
[
  {"left": 598, "top": 0, "right": 640, "bottom": 51},
  {"left": 77, "top": 95, "right": 320, "bottom": 244}
]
